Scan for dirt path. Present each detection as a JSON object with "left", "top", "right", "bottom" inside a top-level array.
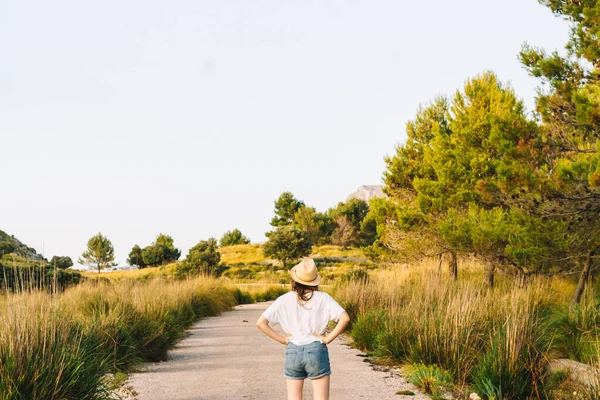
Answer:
[{"left": 123, "top": 302, "right": 428, "bottom": 400}]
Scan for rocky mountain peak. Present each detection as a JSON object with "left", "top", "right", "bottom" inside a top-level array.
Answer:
[{"left": 346, "top": 185, "right": 385, "bottom": 203}]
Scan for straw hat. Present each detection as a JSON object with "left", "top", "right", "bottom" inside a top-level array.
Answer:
[{"left": 289, "top": 258, "right": 321, "bottom": 286}]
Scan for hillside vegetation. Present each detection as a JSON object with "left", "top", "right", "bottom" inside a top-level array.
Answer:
[
  {"left": 0, "top": 230, "right": 43, "bottom": 260},
  {"left": 333, "top": 260, "right": 600, "bottom": 398}
]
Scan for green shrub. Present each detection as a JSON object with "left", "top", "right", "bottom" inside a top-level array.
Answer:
[
  {"left": 340, "top": 268, "right": 369, "bottom": 284},
  {"left": 471, "top": 301, "right": 550, "bottom": 400},
  {"left": 255, "top": 286, "right": 288, "bottom": 302},
  {"left": 351, "top": 309, "right": 387, "bottom": 352},
  {"left": 231, "top": 288, "right": 255, "bottom": 305},
  {"left": 403, "top": 363, "right": 452, "bottom": 400},
  {"left": 372, "top": 314, "right": 414, "bottom": 360},
  {"left": 551, "top": 292, "right": 600, "bottom": 363},
  {"left": 0, "top": 309, "right": 109, "bottom": 400}
]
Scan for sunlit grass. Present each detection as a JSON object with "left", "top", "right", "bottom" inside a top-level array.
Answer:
[
  {"left": 80, "top": 262, "right": 178, "bottom": 280},
  {"left": 0, "top": 276, "right": 235, "bottom": 399},
  {"left": 219, "top": 243, "right": 366, "bottom": 266},
  {"left": 311, "top": 245, "right": 364, "bottom": 258},
  {"left": 331, "top": 259, "right": 589, "bottom": 397}
]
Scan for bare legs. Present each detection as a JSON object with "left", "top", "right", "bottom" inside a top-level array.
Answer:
[
  {"left": 310, "top": 375, "right": 330, "bottom": 400},
  {"left": 286, "top": 379, "right": 304, "bottom": 400},
  {"left": 286, "top": 376, "right": 330, "bottom": 400}
]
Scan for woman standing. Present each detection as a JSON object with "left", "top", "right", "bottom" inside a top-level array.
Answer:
[{"left": 256, "top": 258, "right": 351, "bottom": 400}]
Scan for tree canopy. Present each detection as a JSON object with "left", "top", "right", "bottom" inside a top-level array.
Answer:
[
  {"left": 78, "top": 233, "right": 116, "bottom": 273},
  {"left": 219, "top": 229, "right": 250, "bottom": 247},
  {"left": 177, "top": 238, "right": 221, "bottom": 277},
  {"left": 263, "top": 225, "right": 313, "bottom": 268},
  {"left": 270, "top": 192, "right": 305, "bottom": 227}
]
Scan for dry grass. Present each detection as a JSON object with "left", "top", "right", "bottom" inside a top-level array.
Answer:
[
  {"left": 0, "top": 276, "right": 235, "bottom": 399},
  {"left": 80, "top": 262, "right": 178, "bottom": 281},
  {"left": 331, "top": 258, "right": 583, "bottom": 397},
  {"left": 219, "top": 244, "right": 268, "bottom": 265},
  {"left": 311, "top": 245, "right": 364, "bottom": 258},
  {"left": 219, "top": 243, "right": 365, "bottom": 266}
]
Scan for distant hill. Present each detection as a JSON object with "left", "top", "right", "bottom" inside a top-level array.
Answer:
[
  {"left": 0, "top": 230, "right": 44, "bottom": 260},
  {"left": 346, "top": 185, "right": 385, "bottom": 203}
]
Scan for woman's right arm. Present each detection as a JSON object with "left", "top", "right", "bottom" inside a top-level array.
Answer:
[
  {"left": 314, "top": 311, "right": 350, "bottom": 345},
  {"left": 256, "top": 315, "right": 291, "bottom": 345}
]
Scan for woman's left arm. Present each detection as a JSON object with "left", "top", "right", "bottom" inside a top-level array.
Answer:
[
  {"left": 256, "top": 315, "right": 291, "bottom": 345},
  {"left": 313, "top": 311, "right": 350, "bottom": 345}
]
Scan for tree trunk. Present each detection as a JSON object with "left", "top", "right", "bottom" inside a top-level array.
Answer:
[
  {"left": 97, "top": 263, "right": 101, "bottom": 274},
  {"left": 485, "top": 262, "right": 495, "bottom": 288},
  {"left": 570, "top": 251, "right": 593, "bottom": 311},
  {"left": 449, "top": 251, "right": 458, "bottom": 281}
]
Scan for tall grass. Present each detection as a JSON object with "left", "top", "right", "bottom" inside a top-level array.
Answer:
[
  {"left": 0, "top": 277, "right": 235, "bottom": 399},
  {"left": 331, "top": 260, "right": 578, "bottom": 398}
]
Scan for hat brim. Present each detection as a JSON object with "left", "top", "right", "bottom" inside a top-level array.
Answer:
[{"left": 289, "top": 266, "right": 321, "bottom": 286}]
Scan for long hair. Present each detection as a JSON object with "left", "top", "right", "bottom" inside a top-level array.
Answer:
[{"left": 291, "top": 280, "right": 318, "bottom": 308}]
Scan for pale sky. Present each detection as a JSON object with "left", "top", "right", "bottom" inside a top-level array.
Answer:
[{"left": 1, "top": 0, "right": 569, "bottom": 267}]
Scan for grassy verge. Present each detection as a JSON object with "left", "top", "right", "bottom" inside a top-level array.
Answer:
[
  {"left": 330, "top": 259, "right": 600, "bottom": 399},
  {"left": 0, "top": 277, "right": 235, "bottom": 399}
]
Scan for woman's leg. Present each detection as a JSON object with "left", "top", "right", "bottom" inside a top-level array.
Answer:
[
  {"left": 286, "top": 379, "right": 304, "bottom": 400},
  {"left": 310, "top": 375, "right": 330, "bottom": 400}
]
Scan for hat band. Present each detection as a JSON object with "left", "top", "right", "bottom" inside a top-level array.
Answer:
[{"left": 296, "top": 272, "right": 317, "bottom": 282}]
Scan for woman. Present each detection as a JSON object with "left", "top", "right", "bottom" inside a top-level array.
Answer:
[{"left": 256, "top": 258, "right": 351, "bottom": 400}]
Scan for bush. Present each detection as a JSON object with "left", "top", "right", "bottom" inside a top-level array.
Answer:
[
  {"left": 232, "top": 288, "right": 255, "bottom": 305},
  {"left": 254, "top": 286, "right": 288, "bottom": 302},
  {"left": 330, "top": 263, "right": 562, "bottom": 396},
  {"left": 403, "top": 363, "right": 452, "bottom": 400},
  {"left": 551, "top": 291, "right": 600, "bottom": 363},
  {"left": 0, "top": 263, "right": 82, "bottom": 291},
  {"left": 470, "top": 303, "right": 550, "bottom": 400},
  {"left": 340, "top": 268, "right": 369, "bottom": 284},
  {"left": 0, "top": 300, "right": 109, "bottom": 399},
  {"left": 351, "top": 309, "right": 387, "bottom": 352}
]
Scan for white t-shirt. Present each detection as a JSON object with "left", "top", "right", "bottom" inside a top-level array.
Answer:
[{"left": 262, "top": 290, "right": 346, "bottom": 346}]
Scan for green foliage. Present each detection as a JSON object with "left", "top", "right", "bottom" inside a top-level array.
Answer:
[
  {"left": 0, "top": 322, "right": 109, "bottom": 400},
  {"left": 0, "top": 230, "right": 44, "bottom": 260},
  {"left": 253, "top": 286, "right": 289, "bottom": 302},
  {"left": 519, "top": 0, "right": 600, "bottom": 305},
  {"left": 293, "top": 206, "right": 333, "bottom": 245},
  {"left": 270, "top": 192, "right": 305, "bottom": 227},
  {"left": 78, "top": 233, "right": 116, "bottom": 273},
  {"left": 328, "top": 199, "right": 372, "bottom": 248},
  {"left": 177, "top": 238, "right": 221, "bottom": 277},
  {"left": 471, "top": 303, "right": 550, "bottom": 400},
  {"left": 403, "top": 364, "right": 452, "bottom": 399},
  {"left": 49, "top": 255, "right": 73, "bottom": 270},
  {"left": 0, "top": 279, "right": 236, "bottom": 399},
  {"left": 231, "top": 288, "right": 255, "bottom": 305},
  {"left": 219, "top": 229, "right": 250, "bottom": 247},
  {"left": 340, "top": 268, "right": 369, "bottom": 284},
  {"left": 140, "top": 234, "right": 181, "bottom": 267},
  {"left": 263, "top": 225, "right": 313, "bottom": 267},
  {"left": 0, "top": 264, "right": 83, "bottom": 291},
  {"left": 380, "top": 71, "right": 563, "bottom": 283},
  {"left": 350, "top": 309, "right": 387, "bottom": 352},
  {"left": 127, "top": 244, "right": 146, "bottom": 268},
  {"left": 551, "top": 290, "right": 600, "bottom": 363},
  {"left": 0, "top": 240, "right": 16, "bottom": 256}
]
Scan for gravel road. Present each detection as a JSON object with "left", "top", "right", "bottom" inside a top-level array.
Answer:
[{"left": 122, "top": 302, "right": 428, "bottom": 400}]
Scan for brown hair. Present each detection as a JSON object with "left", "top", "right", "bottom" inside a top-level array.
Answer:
[{"left": 291, "top": 280, "right": 319, "bottom": 308}]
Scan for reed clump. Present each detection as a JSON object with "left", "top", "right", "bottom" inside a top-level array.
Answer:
[
  {"left": 0, "top": 277, "right": 235, "bottom": 399},
  {"left": 331, "top": 260, "right": 591, "bottom": 398}
]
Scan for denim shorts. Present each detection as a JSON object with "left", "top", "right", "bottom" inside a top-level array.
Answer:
[{"left": 284, "top": 341, "right": 331, "bottom": 380}]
